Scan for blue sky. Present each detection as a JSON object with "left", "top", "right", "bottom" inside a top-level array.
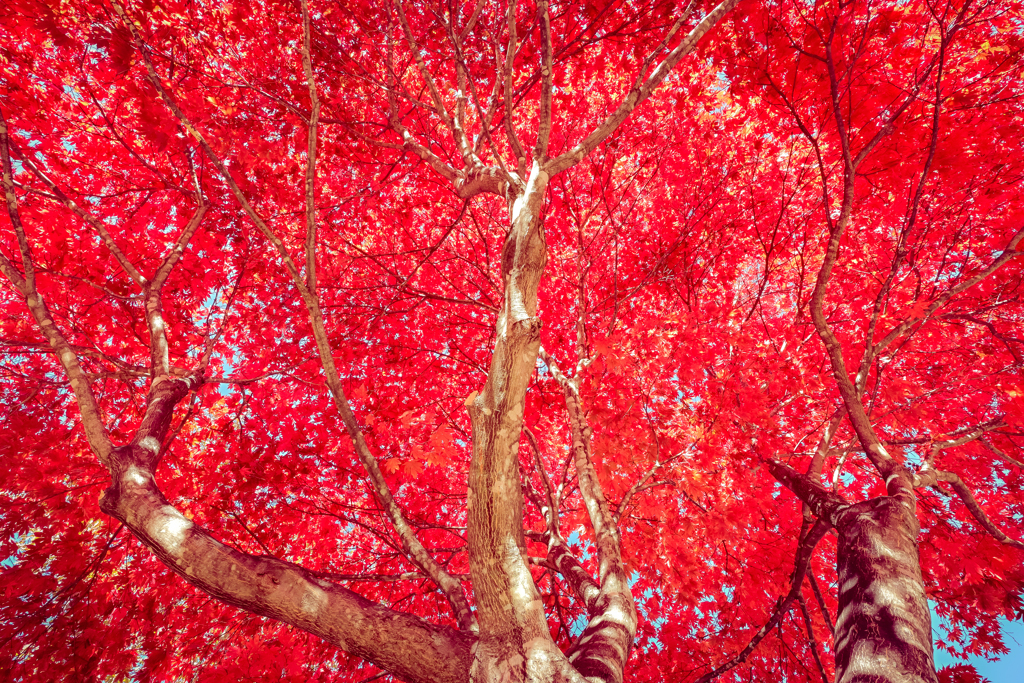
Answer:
[{"left": 934, "top": 618, "right": 1024, "bottom": 683}]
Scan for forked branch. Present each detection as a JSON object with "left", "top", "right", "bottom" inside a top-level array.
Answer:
[
  {"left": 540, "top": 346, "right": 637, "bottom": 681},
  {"left": 3, "top": 106, "right": 477, "bottom": 683},
  {"left": 546, "top": 0, "right": 739, "bottom": 176},
  {"left": 112, "top": 0, "right": 476, "bottom": 633},
  {"left": 981, "top": 438, "right": 1023, "bottom": 468},
  {"left": 914, "top": 468, "right": 1024, "bottom": 550},
  {"left": 394, "top": 0, "right": 479, "bottom": 170}
]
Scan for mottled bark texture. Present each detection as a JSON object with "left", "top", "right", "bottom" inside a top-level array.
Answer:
[
  {"left": 833, "top": 499, "right": 936, "bottom": 683},
  {"left": 466, "top": 166, "right": 576, "bottom": 682},
  {"left": 5, "top": 88, "right": 478, "bottom": 683},
  {"left": 770, "top": 461, "right": 937, "bottom": 683},
  {"left": 97, "top": 378, "right": 477, "bottom": 683},
  {"left": 560, "top": 387, "right": 636, "bottom": 683}
]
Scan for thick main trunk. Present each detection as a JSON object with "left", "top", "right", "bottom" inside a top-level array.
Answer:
[
  {"left": 834, "top": 498, "right": 937, "bottom": 683},
  {"left": 769, "top": 461, "right": 937, "bottom": 683},
  {"left": 467, "top": 164, "right": 580, "bottom": 682}
]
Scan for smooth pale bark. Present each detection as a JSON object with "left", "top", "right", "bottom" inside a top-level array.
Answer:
[
  {"left": 560, "top": 387, "right": 635, "bottom": 683},
  {"left": 4, "top": 90, "right": 477, "bottom": 683},
  {"left": 115, "top": 0, "right": 477, "bottom": 630},
  {"left": 387, "top": 2, "right": 743, "bottom": 674},
  {"left": 5, "top": 2, "right": 747, "bottom": 680},
  {"left": 466, "top": 164, "right": 576, "bottom": 681},
  {"left": 98, "top": 377, "right": 476, "bottom": 683},
  {"left": 532, "top": 345, "right": 641, "bottom": 683}
]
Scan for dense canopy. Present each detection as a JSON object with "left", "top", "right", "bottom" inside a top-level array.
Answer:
[{"left": 1, "top": 0, "right": 1023, "bottom": 681}]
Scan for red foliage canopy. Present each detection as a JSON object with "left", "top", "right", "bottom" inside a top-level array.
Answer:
[{"left": 1, "top": 0, "right": 1022, "bottom": 681}]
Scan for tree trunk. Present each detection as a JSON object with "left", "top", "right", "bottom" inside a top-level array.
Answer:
[
  {"left": 769, "top": 461, "right": 938, "bottom": 683},
  {"left": 834, "top": 497, "right": 937, "bottom": 683},
  {"left": 466, "top": 165, "right": 585, "bottom": 683}
]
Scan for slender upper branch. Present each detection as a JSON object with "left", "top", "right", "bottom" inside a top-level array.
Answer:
[
  {"left": 145, "top": 204, "right": 208, "bottom": 376},
  {"left": 113, "top": 0, "right": 476, "bottom": 633},
  {"left": 301, "top": 0, "right": 321, "bottom": 293},
  {"left": 913, "top": 466, "right": 1024, "bottom": 549},
  {"left": 395, "top": 0, "right": 479, "bottom": 169},
  {"left": 525, "top": 425, "right": 559, "bottom": 535},
  {"left": 151, "top": 206, "right": 207, "bottom": 294},
  {"left": 871, "top": 227, "right": 1024, "bottom": 358},
  {"left": 615, "top": 449, "right": 685, "bottom": 524},
  {"left": 797, "top": 592, "right": 831, "bottom": 683},
  {"left": 460, "top": 0, "right": 486, "bottom": 41},
  {"left": 502, "top": 0, "right": 528, "bottom": 168},
  {"left": 10, "top": 141, "right": 148, "bottom": 288},
  {"left": 545, "top": 0, "right": 739, "bottom": 177},
  {"left": 981, "top": 438, "right": 1024, "bottom": 468},
  {"left": 695, "top": 520, "right": 830, "bottom": 683},
  {"left": 0, "top": 111, "right": 115, "bottom": 465},
  {"left": 807, "top": 571, "right": 835, "bottom": 636},
  {"left": 0, "top": 112, "right": 34, "bottom": 292},
  {"left": 534, "top": 0, "right": 554, "bottom": 161}
]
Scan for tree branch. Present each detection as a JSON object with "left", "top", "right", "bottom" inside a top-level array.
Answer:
[
  {"left": 534, "top": 0, "right": 554, "bottom": 161},
  {"left": 112, "top": 0, "right": 476, "bottom": 634},
  {"left": 768, "top": 460, "right": 851, "bottom": 527},
  {"left": 546, "top": 539, "right": 602, "bottom": 618},
  {"left": 145, "top": 204, "right": 208, "bottom": 376},
  {"left": 525, "top": 425, "right": 559, "bottom": 535},
  {"left": 546, "top": 0, "right": 739, "bottom": 177},
  {"left": 301, "top": 0, "right": 321, "bottom": 293},
  {"left": 981, "top": 437, "right": 1023, "bottom": 468},
  {"left": 871, "top": 227, "right": 1024, "bottom": 358},
  {"left": 695, "top": 520, "right": 830, "bottom": 683},
  {"left": 99, "top": 378, "right": 473, "bottom": 683},
  {"left": 914, "top": 469, "right": 1024, "bottom": 549},
  {"left": 9, "top": 138, "right": 148, "bottom": 289},
  {"left": 797, "top": 592, "right": 831, "bottom": 683},
  {"left": 501, "top": 0, "right": 528, "bottom": 169},
  {"left": 615, "top": 450, "right": 685, "bottom": 525},
  {"left": 540, "top": 345, "right": 636, "bottom": 682},
  {"left": 395, "top": 0, "right": 479, "bottom": 170},
  {"left": 0, "top": 111, "right": 115, "bottom": 465}
]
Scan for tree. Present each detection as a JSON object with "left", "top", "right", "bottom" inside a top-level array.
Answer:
[
  {"left": 730, "top": 2, "right": 1024, "bottom": 680},
  {"left": 1, "top": 0, "right": 1022, "bottom": 682}
]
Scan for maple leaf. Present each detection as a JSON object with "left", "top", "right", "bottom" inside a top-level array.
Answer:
[{"left": 937, "top": 664, "right": 991, "bottom": 683}]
